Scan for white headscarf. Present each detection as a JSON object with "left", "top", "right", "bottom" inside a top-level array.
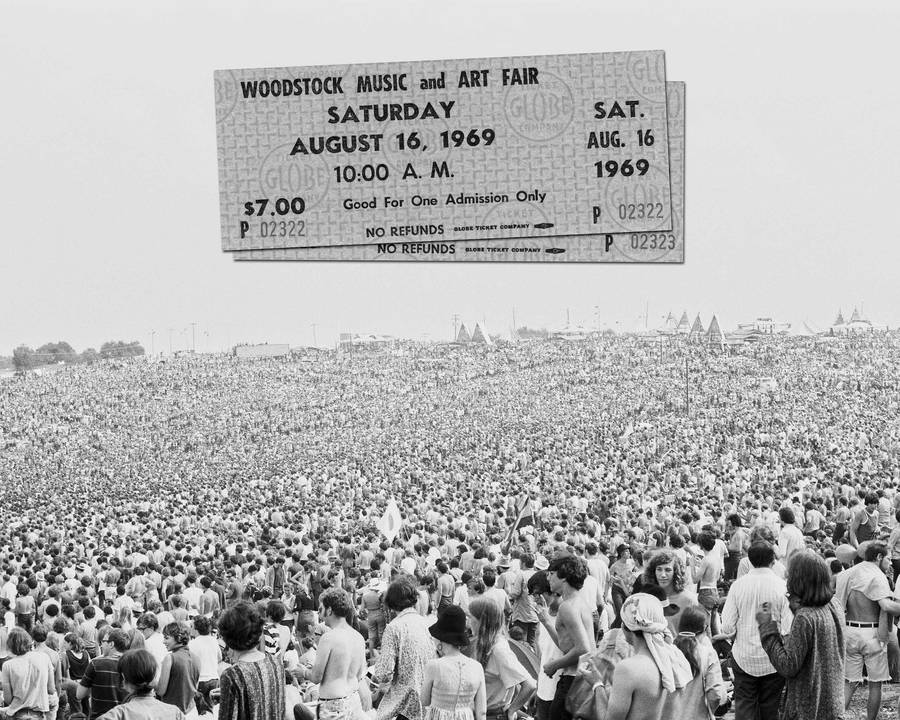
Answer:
[{"left": 620, "top": 593, "right": 693, "bottom": 692}]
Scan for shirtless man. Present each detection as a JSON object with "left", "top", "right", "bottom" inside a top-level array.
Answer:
[
  {"left": 608, "top": 593, "right": 691, "bottom": 720},
  {"left": 298, "top": 587, "right": 368, "bottom": 720},
  {"left": 836, "top": 541, "right": 900, "bottom": 720},
  {"left": 541, "top": 554, "right": 594, "bottom": 720}
]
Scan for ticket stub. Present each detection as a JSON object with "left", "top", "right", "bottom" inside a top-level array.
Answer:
[
  {"left": 216, "top": 50, "right": 671, "bottom": 250},
  {"left": 233, "top": 82, "right": 683, "bottom": 262}
]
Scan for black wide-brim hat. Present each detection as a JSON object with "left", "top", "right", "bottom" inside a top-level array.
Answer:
[{"left": 429, "top": 605, "right": 469, "bottom": 647}]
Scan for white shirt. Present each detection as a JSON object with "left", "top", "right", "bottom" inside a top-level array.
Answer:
[
  {"left": 578, "top": 575, "right": 604, "bottom": 612},
  {"left": 536, "top": 616, "right": 562, "bottom": 701},
  {"left": 720, "top": 567, "right": 793, "bottom": 677},
  {"left": 777, "top": 523, "right": 806, "bottom": 561},
  {"left": 188, "top": 635, "right": 221, "bottom": 682},
  {"left": 144, "top": 632, "right": 168, "bottom": 668}
]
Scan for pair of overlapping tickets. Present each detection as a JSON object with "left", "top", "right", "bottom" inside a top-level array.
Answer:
[{"left": 215, "top": 50, "right": 683, "bottom": 263}]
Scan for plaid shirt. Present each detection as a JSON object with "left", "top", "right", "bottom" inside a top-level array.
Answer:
[{"left": 720, "top": 567, "right": 793, "bottom": 676}]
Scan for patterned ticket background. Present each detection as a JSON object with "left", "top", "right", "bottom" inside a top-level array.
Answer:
[
  {"left": 216, "top": 51, "right": 671, "bottom": 250},
  {"left": 234, "top": 82, "right": 683, "bottom": 262}
]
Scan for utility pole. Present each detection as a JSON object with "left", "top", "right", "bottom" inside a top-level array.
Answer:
[
  {"left": 452, "top": 314, "right": 460, "bottom": 341},
  {"left": 511, "top": 308, "right": 516, "bottom": 338},
  {"left": 311, "top": 323, "right": 318, "bottom": 347},
  {"left": 168, "top": 328, "right": 174, "bottom": 356},
  {"left": 150, "top": 330, "right": 156, "bottom": 358},
  {"left": 685, "top": 356, "right": 690, "bottom": 416},
  {"left": 191, "top": 322, "right": 197, "bottom": 353}
]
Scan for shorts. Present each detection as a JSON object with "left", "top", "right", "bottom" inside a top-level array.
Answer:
[
  {"left": 697, "top": 587, "right": 719, "bottom": 611},
  {"left": 845, "top": 625, "right": 890, "bottom": 683},
  {"left": 316, "top": 691, "right": 363, "bottom": 720}
]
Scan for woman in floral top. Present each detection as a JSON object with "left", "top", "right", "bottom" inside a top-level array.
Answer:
[{"left": 372, "top": 575, "right": 436, "bottom": 720}]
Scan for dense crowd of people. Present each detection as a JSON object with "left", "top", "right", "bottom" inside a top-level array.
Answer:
[{"left": 0, "top": 332, "right": 899, "bottom": 719}]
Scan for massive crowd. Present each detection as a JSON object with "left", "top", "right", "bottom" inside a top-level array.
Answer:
[{"left": 0, "top": 331, "right": 899, "bottom": 719}]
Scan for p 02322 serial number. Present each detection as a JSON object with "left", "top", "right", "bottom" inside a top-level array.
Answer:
[
  {"left": 258, "top": 220, "right": 306, "bottom": 238},
  {"left": 618, "top": 203, "right": 664, "bottom": 220}
]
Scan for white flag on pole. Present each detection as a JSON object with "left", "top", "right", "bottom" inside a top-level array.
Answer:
[{"left": 377, "top": 499, "right": 403, "bottom": 543}]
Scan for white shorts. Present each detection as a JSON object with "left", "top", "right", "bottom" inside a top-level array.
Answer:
[{"left": 844, "top": 625, "right": 890, "bottom": 683}]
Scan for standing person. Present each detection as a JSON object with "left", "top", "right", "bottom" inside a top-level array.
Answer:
[
  {"left": 188, "top": 616, "right": 221, "bottom": 710},
  {"left": 509, "top": 553, "right": 539, "bottom": 651},
  {"left": 217, "top": 601, "right": 285, "bottom": 720},
  {"left": 609, "top": 545, "right": 635, "bottom": 621},
  {"left": 776, "top": 508, "right": 805, "bottom": 562},
  {"left": 157, "top": 622, "right": 200, "bottom": 717},
  {"left": 667, "top": 605, "right": 727, "bottom": 720},
  {"left": 542, "top": 554, "right": 594, "bottom": 720},
  {"left": 0, "top": 626, "right": 57, "bottom": 719},
  {"left": 836, "top": 541, "right": 900, "bottom": 720},
  {"left": 724, "top": 515, "right": 749, "bottom": 583},
  {"left": 467, "top": 598, "right": 534, "bottom": 720},
  {"left": 14, "top": 583, "right": 36, "bottom": 633},
  {"left": 295, "top": 587, "right": 367, "bottom": 720},
  {"left": 642, "top": 550, "right": 696, "bottom": 636},
  {"left": 695, "top": 533, "right": 723, "bottom": 637},
  {"left": 833, "top": 497, "right": 852, "bottom": 545},
  {"left": 135, "top": 613, "right": 167, "bottom": 670},
  {"left": 606, "top": 594, "right": 692, "bottom": 720},
  {"left": 528, "top": 572, "right": 562, "bottom": 720},
  {"left": 77, "top": 628, "right": 130, "bottom": 719},
  {"left": 756, "top": 550, "right": 845, "bottom": 720},
  {"left": 421, "top": 605, "right": 486, "bottom": 720},
  {"left": 849, "top": 494, "right": 880, "bottom": 548},
  {"left": 360, "top": 575, "right": 387, "bottom": 655},
  {"left": 95, "top": 649, "right": 186, "bottom": 719},
  {"left": 714, "top": 542, "right": 792, "bottom": 720},
  {"left": 434, "top": 563, "right": 455, "bottom": 614},
  {"left": 61, "top": 633, "right": 90, "bottom": 718},
  {"left": 371, "top": 575, "right": 436, "bottom": 720}
]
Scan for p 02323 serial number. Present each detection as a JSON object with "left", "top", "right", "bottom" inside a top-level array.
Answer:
[{"left": 630, "top": 233, "right": 675, "bottom": 250}]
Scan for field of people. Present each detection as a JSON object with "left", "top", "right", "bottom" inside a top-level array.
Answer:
[{"left": 1, "top": 331, "right": 899, "bottom": 719}]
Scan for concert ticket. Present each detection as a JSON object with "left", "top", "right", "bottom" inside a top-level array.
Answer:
[
  {"left": 233, "top": 82, "right": 683, "bottom": 262},
  {"left": 216, "top": 50, "right": 672, "bottom": 250}
]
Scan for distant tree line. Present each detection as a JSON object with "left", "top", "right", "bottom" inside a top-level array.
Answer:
[{"left": 11, "top": 340, "right": 144, "bottom": 371}]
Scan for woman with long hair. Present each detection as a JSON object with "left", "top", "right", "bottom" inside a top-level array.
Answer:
[
  {"left": 756, "top": 550, "right": 844, "bottom": 720},
  {"left": 467, "top": 597, "right": 534, "bottom": 720},
  {"left": 666, "top": 605, "right": 727, "bottom": 719},
  {"left": 642, "top": 549, "right": 697, "bottom": 635}
]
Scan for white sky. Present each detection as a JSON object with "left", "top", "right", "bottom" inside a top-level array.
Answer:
[{"left": 2, "top": 0, "right": 899, "bottom": 352}]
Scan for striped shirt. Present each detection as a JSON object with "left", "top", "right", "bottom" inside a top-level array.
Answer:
[{"left": 720, "top": 567, "right": 793, "bottom": 677}]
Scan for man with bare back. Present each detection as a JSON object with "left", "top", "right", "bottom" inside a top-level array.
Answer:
[
  {"left": 298, "top": 587, "right": 368, "bottom": 720},
  {"left": 607, "top": 593, "right": 692, "bottom": 720},
  {"left": 540, "top": 554, "right": 594, "bottom": 720}
]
